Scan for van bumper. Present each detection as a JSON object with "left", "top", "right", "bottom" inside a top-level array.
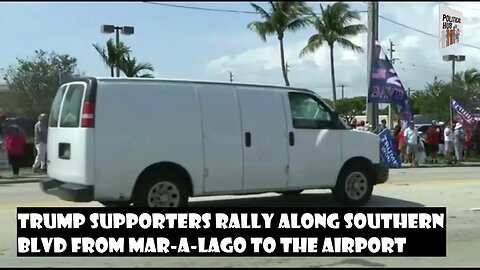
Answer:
[
  {"left": 373, "top": 163, "right": 389, "bottom": 184},
  {"left": 39, "top": 179, "right": 94, "bottom": 203}
]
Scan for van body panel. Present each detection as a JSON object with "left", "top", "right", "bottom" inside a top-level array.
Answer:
[
  {"left": 237, "top": 87, "right": 289, "bottom": 191},
  {"left": 47, "top": 82, "right": 95, "bottom": 186},
  {"left": 282, "top": 91, "right": 343, "bottom": 188},
  {"left": 341, "top": 130, "right": 381, "bottom": 164},
  {"left": 197, "top": 85, "right": 243, "bottom": 193},
  {"left": 92, "top": 81, "right": 204, "bottom": 200}
]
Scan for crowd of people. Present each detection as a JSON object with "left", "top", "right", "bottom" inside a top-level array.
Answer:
[
  {"left": 394, "top": 120, "right": 479, "bottom": 166},
  {"left": 350, "top": 117, "right": 480, "bottom": 167},
  {"left": 0, "top": 113, "right": 48, "bottom": 177}
]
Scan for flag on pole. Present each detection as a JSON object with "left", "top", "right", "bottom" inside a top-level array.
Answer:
[
  {"left": 368, "top": 41, "right": 413, "bottom": 122},
  {"left": 451, "top": 99, "right": 477, "bottom": 137}
]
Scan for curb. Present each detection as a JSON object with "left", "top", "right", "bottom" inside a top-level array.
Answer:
[
  {"left": 392, "top": 163, "right": 480, "bottom": 169},
  {"left": 0, "top": 178, "right": 43, "bottom": 185}
]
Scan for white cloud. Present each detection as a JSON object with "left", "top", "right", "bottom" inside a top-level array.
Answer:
[{"left": 204, "top": 2, "right": 480, "bottom": 99}]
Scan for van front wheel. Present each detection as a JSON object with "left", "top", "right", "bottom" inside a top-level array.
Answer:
[
  {"left": 332, "top": 164, "right": 373, "bottom": 207},
  {"left": 133, "top": 171, "right": 189, "bottom": 208}
]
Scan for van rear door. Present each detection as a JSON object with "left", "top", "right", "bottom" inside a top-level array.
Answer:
[{"left": 47, "top": 80, "right": 95, "bottom": 186}]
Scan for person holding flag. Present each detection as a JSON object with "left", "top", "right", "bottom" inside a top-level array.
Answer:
[
  {"left": 454, "top": 123, "right": 466, "bottom": 163},
  {"left": 451, "top": 98, "right": 478, "bottom": 162},
  {"left": 367, "top": 41, "right": 413, "bottom": 168}
]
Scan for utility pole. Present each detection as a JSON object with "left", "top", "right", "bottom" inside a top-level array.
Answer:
[
  {"left": 387, "top": 39, "right": 395, "bottom": 129},
  {"left": 229, "top": 72, "right": 234, "bottom": 83},
  {"left": 336, "top": 83, "right": 349, "bottom": 99},
  {"left": 285, "top": 62, "right": 290, "bottom": 74},
  {"left": 408, "top": 87, "right": 411, "bottom": 97},
  {"left": 366, "top": 1, "right": 379, "bottom": 129}
]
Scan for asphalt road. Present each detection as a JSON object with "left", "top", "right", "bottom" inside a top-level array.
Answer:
[{"left": 0, "top": 166, "right": 479, "bottom": 267}]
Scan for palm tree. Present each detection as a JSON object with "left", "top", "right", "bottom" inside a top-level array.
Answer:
[
  {"left": 299, "top": 2, "right": 367, "bottom": 109},
  {"left": 247, "top": 2, "right": 312, "bottom": 86},
  {"left": 455, "top": 68, "right": 480, "bottom": 88},
  {"left": 118, "top": 55, "right": 155, "bottom": 78},
  {"left": 92, "top": 38, "right": 131, "bottom": 77}
]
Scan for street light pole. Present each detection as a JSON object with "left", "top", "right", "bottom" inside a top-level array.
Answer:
[
  {"left": 442, "top": 54, "right": 465, "bottom": 125},
  {"left": 101, "top": 24, "right": 135, "bottom": 78},
  {"left": 115, "top": 29, "right": 121, "bottom": 77},
  {"left": 366, "top": 1, "right": 379, "bottom": 130}
]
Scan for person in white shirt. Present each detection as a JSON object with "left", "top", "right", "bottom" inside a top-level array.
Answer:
[
  {"left": 443, "top": 122, "right": 455, "bottom": 164},
  {"left": 404, "top": 122, "right": 419, "bottom": 166}
]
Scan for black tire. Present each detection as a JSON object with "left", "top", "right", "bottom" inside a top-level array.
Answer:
[
  {"left": 278, "top": 190, "right": 303, "bottom": 196},
  {"left": 332, "top": 163, "right": 374, "bottom": 207},
  {"left": 133, "top": 170, "right": 189, "bottom": 208},
  {"left": 99, "top": 201, "right": 131, "bottom": 207}
]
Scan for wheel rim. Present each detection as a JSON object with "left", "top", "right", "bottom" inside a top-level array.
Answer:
[
  {"left": 147, "top": 181, "right": 181, "bottom": 207},
  {"left": 345, "top": 172, "right": 368, "bottom": 200}
]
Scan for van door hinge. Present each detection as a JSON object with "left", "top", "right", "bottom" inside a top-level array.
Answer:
[
  {"left": 204, "top": 168, "right": 209, "bottom": 178},
  {"left": 285, "top": 165, "right": 289, "bottom": 174}
]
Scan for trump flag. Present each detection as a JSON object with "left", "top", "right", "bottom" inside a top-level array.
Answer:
[{"left": 368, "top": 41, "right": 413, "bottom": 121}]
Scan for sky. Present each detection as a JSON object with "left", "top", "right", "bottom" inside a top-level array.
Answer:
[{"left": 1, "top": 1, "right": 480, "bottom": 99}]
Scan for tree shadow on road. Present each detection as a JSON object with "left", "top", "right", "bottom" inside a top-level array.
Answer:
[{"left": 188, "top": 193, "right": 424, "bottom": 208}]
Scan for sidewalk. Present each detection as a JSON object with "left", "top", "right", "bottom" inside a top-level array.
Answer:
[
  {"left": 395, "top": 161, "right": 480, "bottom": 169},
  {"left": 0, "top": 167, "right": 47, "bottom": 185}
]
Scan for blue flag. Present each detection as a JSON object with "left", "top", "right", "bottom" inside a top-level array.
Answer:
[
  {"left": 379, "top": 128, "right": 402, "bottom": 168},
  {"left": 368, "top": 41, "right": 413, "bottom": 121}
]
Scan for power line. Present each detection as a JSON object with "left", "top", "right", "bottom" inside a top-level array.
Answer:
[
  {"left": 143, "top": 2, "right": 368, "bottom": 15},
  {"left": 379, "top": 15, "right": 480, "bottom": 50},
  {"left": 143, "top": 2, "right": 480, "bottom": 50},
  {"left": 142, "top": 2, "right": 258, "bottom": 14},
  {"left": 379, "top": 15, "right": 437, "bottom": 39}
]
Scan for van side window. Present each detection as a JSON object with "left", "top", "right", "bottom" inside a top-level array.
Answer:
[
  {"left": 59, "top": 84, "right": 86, "bottom": 128},
  {"left": 288, "top": 92, "right": 332, "bottom": 129},
  {"left": 49, "top": 85, "right": 67, "bottom": 127}
]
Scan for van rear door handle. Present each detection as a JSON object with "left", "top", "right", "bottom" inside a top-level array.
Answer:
[
  {"left": 289, "top": 132, "right": 295, "bottom": 146},
  {"left": 245, "top": 132, "right": 251, "bottom": 147}
]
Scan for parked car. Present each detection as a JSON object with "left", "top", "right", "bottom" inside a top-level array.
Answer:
[{"left": 40, "top": 77, "right": 389, "bottom": 208}]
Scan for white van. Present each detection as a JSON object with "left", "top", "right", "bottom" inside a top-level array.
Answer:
[{"left": 40, "top": 77, "right": 388, "bottom": 207}]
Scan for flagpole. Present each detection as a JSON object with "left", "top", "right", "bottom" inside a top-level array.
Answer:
[{"left": 450, "top": 96, "right": 453, "bottom": 125}]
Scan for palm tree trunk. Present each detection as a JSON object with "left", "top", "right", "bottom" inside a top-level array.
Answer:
[
  {"left": 329, "top": 44, "right": 337, "bottom": 109},
  {"left": 279, "top": 38, "right": 290, "bottom": 87},
  {"left": 110, "top": 67, "right": 114, "bottom": 78}
]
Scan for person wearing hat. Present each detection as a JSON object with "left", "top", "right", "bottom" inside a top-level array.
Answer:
[{"left": 454, "top": 122, "right": 466, "bottom": 163}]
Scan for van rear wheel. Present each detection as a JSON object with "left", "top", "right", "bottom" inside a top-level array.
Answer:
[
  {"left": 133, "top": 170, "right": 189, "bottom": 208},
  {"left": 332, "top": 164, "right": 373, "bottom": 207}
]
